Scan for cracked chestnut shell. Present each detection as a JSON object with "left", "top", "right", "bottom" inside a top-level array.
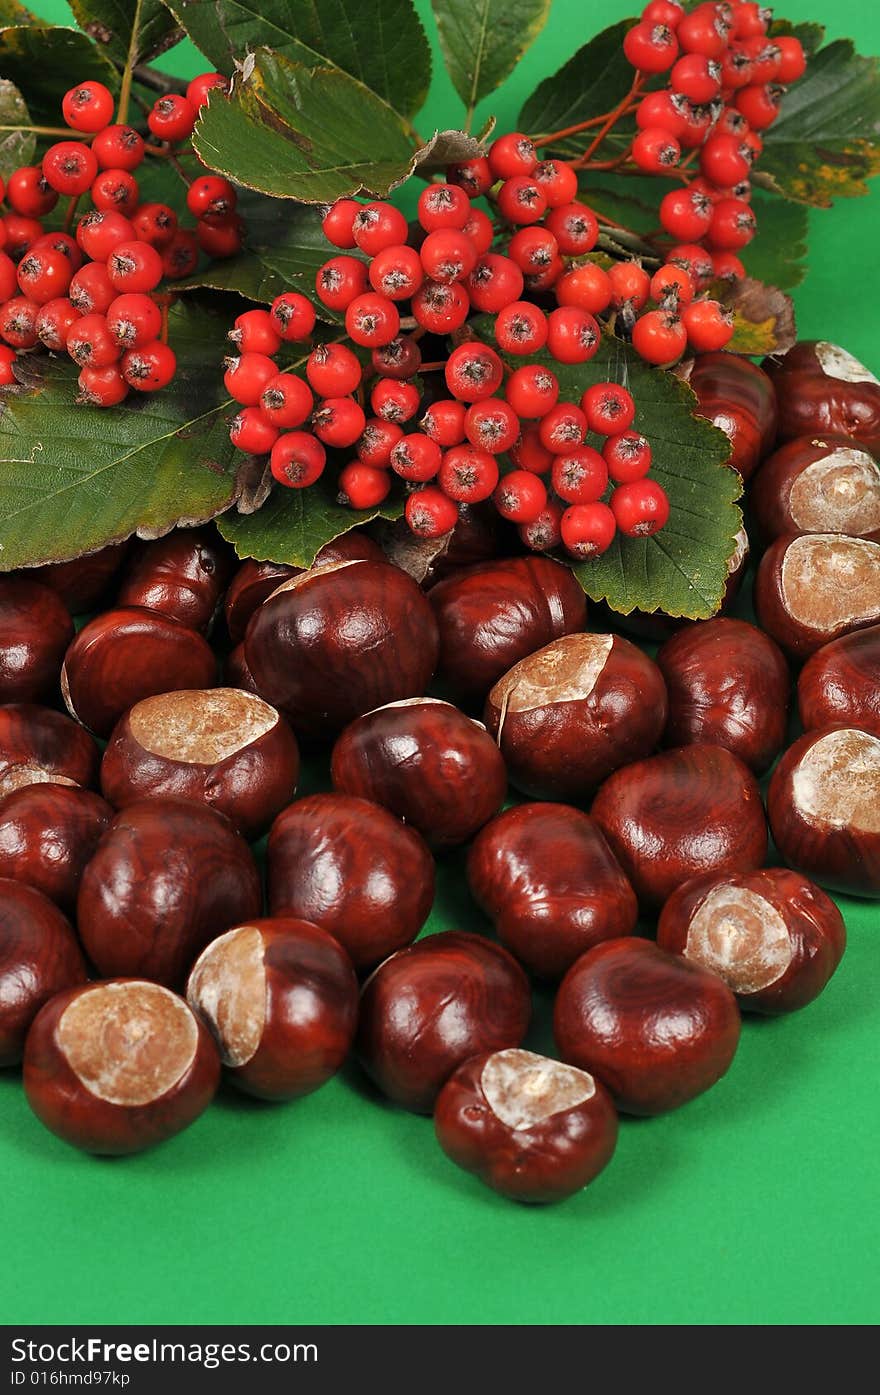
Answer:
[
  {"left": 657, "top": 618, "right": 790, "bottom": 774},
  {"left": 685, "top": 352, "right": 777, "bottom": 481},
  {"left": 245, "top": 561, "right": 439, "bottom": 737},
  {"left": 0, "top": 879, "right": 88, "bottom": 1067},
  {"left": 356, "top": 930, "right": 531, "bottom": 1113},
  {"left": 434, "top": 1048, "right": 618, "bottom": 1204},
  {"left": 554, "top": 937, "right": 741, "bottom": 1116},
  {"left": 763, "top": 341, "right": 880, "bottom": 453},
  {"left": 754, "top": 532, "right": 880, "bottom": 659},
  {"left": 61, "top": 606, "right": 217, "bottom": 737},
  {"left": 31, "top": 542, "right": 129, "bottom": 614},
  {"left": 750, "top": 434, "right": 880, "bottom": 544},
  {"left": 117, "top": 526, "right": 236, "bottom": 632},
  {"left": 77, "top": 798, "right": 262, "bottom": 989},
  {"left": 798, "top": 624, "right": 880, "bottom": 737},
  {"left": 0, "top": 577, "right": 74, "bottom": 704},
  {"left": 331, "top": 697, "right": 507, "bottom": 849},
  {"left": 0, "top": 783, "right": 112, "bottom": 912},
  {"left": 484, "top": 632, "right": 667, "bottom": 800},
  {"left": 467, "top": 803, "right": 637, "bottom": 980},
  {"left": 657, "top": 867, "right": 846, "bottom": 1014},
  {"left": 0, "top": 704, "right": 100, "bottom": 794},
  {"left": 187, "top": 917, "right": 358, "bottom": 1101}
]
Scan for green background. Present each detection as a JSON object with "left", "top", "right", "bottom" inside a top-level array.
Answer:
[{"left": 2, "top": 0, "right": 879, "bottom": 1328}]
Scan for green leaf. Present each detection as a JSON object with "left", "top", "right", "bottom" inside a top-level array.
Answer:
[
  {"left": 165, "top": 0, "right": 431, "bottom": 120},
  {"left": 68, "top": 0, "right": 182, "bottom": 66},
  {"left": 519, "top": 20, "right": 637, "bottom": 160},
  {"left": 430, "top": 0, "right": 550, "bottom": 113},
  {"left": 0, "top": 25, "right": 119, "bottom": 127},
  {"left": 0, "top": 301, "right": 249, "bottom": 571},
  {"left": 769, "top": 19, "right": 825, "bottom": 56},
  {"left": 758, "top": 40, "right": 880, "bottom": 206},
  {"left": 193, "top": 52, "right": 417, "bottom": 203},
  {"left": 739, "top": 193, "right": 809, "bottom": 291},
  {"left": 0, "top": 78, "right": 34, "bottom": 181},
  {"left": 218, "top": 483, "right": 404, "bottom": 568}
]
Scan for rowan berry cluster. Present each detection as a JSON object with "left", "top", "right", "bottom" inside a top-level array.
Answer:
[{"left": 0, "top": 72, "right": 243, "bottom": 404}]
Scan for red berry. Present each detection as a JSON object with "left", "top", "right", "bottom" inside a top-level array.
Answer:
[
  {"left": 776, "top": 36, "right": 806, "bottom": 83},
  {"left": 352, "top": 202, "right": 408, "bottom": 257},
  {"left": 62, "top": 81, "right": 115, "bottom": 133},
  {"left": 76, "top": 211, "right": 135, "bottom": 262},
  {"left": 650, "top": 262, "right": 694, "bottom": 307},
  {"left": 345, "top": 292, "right": 400, "bottom": 348},
  {"left": 369, "top": 244, "right": 424, "bottom": 300},
  {"left": 372, "top": 335, "right": 421, "bottom": 380},
  {"left": 90, "top": 169, "right": 139, "bottom": 214},
  {"left": 546, "top": 306, "right": 600, "bottom": 365},
  {"left": 322, "top": 199, "right": 361, "bottom": 249},
  {"left": 147, "top": 95, "right": 198, "bottom": 143},
  {"left": 69, "top": 262, "right": 115, "bottom": 315},
  {"left": 187, "top": 175, "right": 237, "bottom": 218},
  {"left": 495, "top": 300, "right": 548, "bottom": 355},
  {"left": 676, "top": 7, "right": 728, "bottom": 58},
  {"left": 0, "top": 251, "right": 16, "bottom": 302},
  {"left": 260, "top": 373, "right": 314, "bottom": 429},
  {"left": 632, "top": 126, "right": 681, "bottom": 173},
  {"left": 106, "top": 240, "right": 163, "bottom": 294},
  {"left": 306, "top": 342, "right": 362, "bottom": 397},
  {"left": 556, "top": 262, "right": 613, "bottom": 315},
  {"left": 338, "top": 462, "right": 392, "bottom": 510},
  {"left": 66, "top": 313, "right": 120, "bottom": 368},
  {"left": 311, "top": 396, "right": 366, "bottom": 449},
  {"left": 229, "top": 307, "right": 282, "bottom": 356},
  {"left": 230, "top": 406, "right": 279, "bottom": 455},
  {"left": 610, "top": 478, "right": 670, "bottom": 536},
  {"left": 92, "top": 125, "right": 145, "bottom": 171},
  {"left": 42, "top": 142, "right": 98, "bottom": 196},
  {"left": 271, "top": 431, "right": 326, "bottom": 488},
  {"left": 496, "top": 176, "right": 547, "bottom": 226},
  {"left": 121, "top": 340, "right": 176, "bottom": 392},
  {"left": 315, "top": 256, "right": 369, "bottom": 312},
  {"left": 707, "top": 197, "right": 757, "bottom": 250},
  {"left": 603, "top": 431, "right": 653, "bottom": 483},
  {"left": 105, "top": 293, "right": 162, "bottom": 348},
  {"left": 519, "top": 499, "right": 565, "bottom": 552},
  {"left": 509, "top": 425, "right": 553, "bottom": 475},
  {"left": 437, "top": 445, "right": 499, "bottom": 503},
  {"left": 269, "top": 292, "right": 316, "bottom": 342},
  {"left": 700, "top": 132, "right": 752, "bottom": 186},
  {"left": 623, "top": 21, "right": 679, "bottom": 73},
  {"left": 445, "top": 342, "right": 504, "bottom": 403},
  {"left": 0, "top": 297, "right": 39, "bottom": 349},
  {"left": 35, "top": 297, "right": 80, "bottom": 351},
  {"left": 224, "top": 351, "right": 277, "bottom": 406},
  {"left": 16, "top": 249, "right": 72, "bottom": 305},
  {"left": 642, "top": 2, "right": 684, "bottom": 26},
  {"left": 446, "top": 157, "right": 493, "bottom": 198},
  {"left": 560, "top": 502, "right": 617, "bottom": 559},
  {"left": 733, "top": 3, "right": 770, "bottom": 40},
  {"left": 161, "top": 230, "right": 199, "bottom": 280},
  {"left": 417, "top": 183, "right": 471, "bottom": 231},
  {"left": 389, "top": 433, "right": 442, "bottom": 483},
  {"left": 32, "top": 232, "right": 82, "bottom": 271},
  {"left": 659, "top": 186, "right": 713, "bottom": 241},
  {"left": 734, "top": 83, "right": 782, "bottom": 130},
  {"left": 670, "top": 53, "right": 722, "bottom": 103},
  {"left": 493, "top": 469, "right": 547, "bottom": 524},
  {"left": 487, "top": 133, "right": 537, "bottom": 180},
  {"left": 720, "top": 44, "right": 755, "bottom": 91},
  {"left": 544, "top": 202, "right": 599, "bottom": 255},
  {"left": 6, "top": 166, "right": 58, "bottom": 218},
  {"left": 187, "top": 72, "right": 228, "bottom": 109},
  {"left": 371, "top": 377, "right": 421, "bottom": 424},
  {"left": 405, "top": 487, "right": 459, "bottom": 539},
  {"left": 420, "top": 399, "right": 466, "bottom": 448},
  {"left": 130, "top": 203, "right": 178, "bottom": 249},
  {"left": 632, "top": 308, "right": 687, "bottom": 366},
  {"left": 356, "top": 418, "right": 404, "bottom": 467},
  {"left": 711, "top": 250, "right": 746, "bottom": 282},
  {"left": 420, "top": 228, "right": 478, "bottom": 284},
  {"left": 581, "top": 383, "right": 636, "bottom": 436},
  {"left": 196, "top": 212, "right": 244, "bottom": 259},
  {"left": 505, "top": 364, "right": 559, "bottom": 419},
  {"left": 77, "top": 363, "right": 128, "bottom": 408},
  {"left": 462, "top": 207, "right": 494, "bottom": 255},
  {"left": 551, "top": 447, "right": 608, "bottom": 505},
  {"left": 538, "top": 402, "right": 588, "bottom": 454},
  {"left": 508, "top": 227, "right": 558, "bottom": 276},
  {"left": 2, "top": 216, "right": 44, "bottom": 260},
  {"left": 637, "top": 90, "right": 688, "bottom": 137},
  {"left": 608, "top": 261, "right": 651, "bottom": 311},
  {"left": 533, "top": 159, "right": 579, "bottom": 207},
  {"left": 523, "top": 257, "right": 564, "bottom": 295},
  {"left": 466, "top": 254, "right": 524, "bottom": 314},
  {"left": 744, "top": 39, "right": 783, "bottom": 85},
  {"left": 666, "top": 243, "right": 714, "bottom": 287},
  {"left": 681, "top": 298, "right": 735, "bottom": 351},
  {"left": 463, "top": 398, "right": 520, "bottom": 455},
  {"left": 411, "top": 279, "right": 470, "bottom": 333}
]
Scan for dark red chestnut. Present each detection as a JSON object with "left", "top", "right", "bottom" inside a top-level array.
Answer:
[
  {"left": 0, "top": 784, "right": 112, "bottom": 912},
  {"left": 554, "top": 938, "right": 741, "bottom": 1115},
  {"left": 0, "top": 880, "right": 87, "bottom": 1066},
  {"left": 484, "top": 632, "right": 667, "bottom": 800},
  {"left": 428, "top": 556, "right": 588, "bottom": 705},
  {"left": 187, "top": 917, "right": 358, "bottom": 1101},
  {"left": 225, "top": 642, "right": 259, "bottom": 695},
  {"left": 101, "top": 688, "right": 299, "bottom": 840},
  {"left": 245, "top": 561, "right": 439, "bottom": 737},
  {"left": 657, "top": 867, "right": 846, "bottom": 1014},
  {"left": 657, "top": 618, "right": 790, "bottom": 774},
  {"left": 0, "top": 703, "right": 100, "bottom": 793},
  {"left": 61, "top": 607, "right": 217, "bottom": 737},
  {"left": 77, "top": 798, "right": 262, "bottom": 988},
  {"left": 467, "top": 804, "right": 637, "bottom": 980},
  {"left": 31, "top": 542, "right": 129, "bottom": 613},
  {"left": 763, "top": 341, "right": 880, "bottom": 453},
  {"left": 23, "top": 980, "right": 220, "bottom": 1154},
  {"left": 267, "top": 793, "right": 434, "bottom": 971},
  {"left": 434, "top": 1048, "right": 618, "bottom": 1204},
  {"left": 754, "top": 533, "right": 880, "bottom": 659},
  {"left": 0, "top": 577, "right": 74, "bottom": 703},
  {"left": 591, "top": 745, "right": 767, "bottom": 909},
  {"left": 331, "top": 698, "right": 507, "bottom": 849},
  {"left": 116, "top": 526, "right": 236, "bottom": 632},
  {"left": 798, "top": 624, "right": 880, "bottom": 737},
  {"left": 684, "top": 352, "right": 777, "bottom": 481},
  {"left": 767, "top": 726, "right": 880, "bottom": 897},
  {"left": 751, "top": 434, "right": 880, "bottom": 543},
  {"left": 356, "top": 931, "right": 531, "bottom": 1113}
]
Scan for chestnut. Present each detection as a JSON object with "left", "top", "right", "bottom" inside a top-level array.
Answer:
[
  {"left": 554, "top": 937, "right": 741, "bottom": 1116},
  {"left": 224, "top": 559, "right": 298, "bottom": 645},
  {"left": 428, "top": 556, "right": 588, "bottom": 705},
  {"left": 0, "top": 784, "right": 113, "bottom": 912},
  {"left": 657, "top": 867, "right": 846, "bottom": 1014},
  {"left": 77, "top": 798, "right": 262, "bottom": 988},
  {"left": 684, "top": 352, "right": 777, "bottom": 481},
  {"left": 657, "top": 618, "right": 790, "bottom": 774},
  {"left": 0, "top": 703, "right": 100, "bottom": 792},
  {"left": 23, "top": 980, "right": 220, "bottom": 1154},
  {"left": 61, "top": 607, "right": 217, "bottom": 737},
  {"left": 798, "top": 624, "right": 880, "bottom": 737},
  {"left": 763, "top": 341, "right": 880, "bottom": 453},
  {"left": 381, "top": 504, "right": 503, "bottom": 587},
  {"left": 116, "top": 526, "right": 236, "bottom": 632},
  {"left": 0, "top": 880, "right": 88, "bottom": 1066},
  {"left": 101, "top": 688, "right": 299, "bottom": 840},
  {"left": 0, "top": 577, "right": 74, "bottom": 703},
  {"left": 245, "top": 561, "right": 439, "bottom": 737},
  {"left": 767, "top": 726, "right": 880, "bottom": 898},
  {"left": 267, "top": 793, "right": 434, "bottom": 971},
  {"left": 753, "top": 533, "right": 880, "bottom": 659},
  {"left": 484, "top": 632, "right": 667, "bottom": 800},
  {"left": 31, "top": 542, "right": 129, "bottom": 613},
  {"left": 330, "top": 698, "right": 507, "bottom": 849},
  {"left": 434, "top": 1048, "right": 618, "bottom": 1204},
  {"left": 467, "top": 804, "right": 637, "bottom": 979},
  {"left": 750, "top": 434, "right": 880, "bottom": 543},
  {"left": 225, "top": 642, "right": 259, "bottom": 695},
  {"left": 356, "top": 931, "right": 531, "bottom": 1113},
  {"left": 590, "top": 745, "right": 768, "bottom": 909},
  {"left": 187, "top": 917, "right": 358, "bottom": 1101}
]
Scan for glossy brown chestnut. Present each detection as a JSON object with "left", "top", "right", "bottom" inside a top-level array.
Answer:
[
  {"left": 591, "top": 745, "right": 767, "bottom": 909},
  {"left": 767, "top": 726, "right": 880, "bottom": 897},
  {"left": 0, "top": 704, "right": 100, "bottom": 793},
  {"left": 116, "top": 526, "right": 236, "bottom": 632},
  {"left": 434, "top": 1048, "right": 618, "bottom": 1204},
  {"left": 267, "top": 793, "right": 434, "bottom": 971},
  {"left": 467, "top": 804, "right": 638, "bottom": 980},
  {"left": 763, "top": 341, "right": 880, "bottom": 453},
  {"left": 31, "top": 542, "right": 129, "bottom": 613},
  {"left": 484, "top": 633, "right": 667, "bottom": 800},
  {"left": 225, "top": 641, "right": 260, "bottom": 695},
  {"left": 77, "top": 798, "right": 262, "bottom": 988},
  {"left": 331, "top": 698, "right": 507, "bottom": 849},
  {"left": 23, "top": 980, "right": 220, "bottom": 1154},
  {"left": 753, "top": 532, "right": 880, "bottom": 659},
  {"left": 657, "top": 618, "right": 790, "bottom": 774},
  {"left": 0, "top": 880, "right": 87, "bottom": 1066},
  {"left": 428, "top": 556, "right": 588, "bottom": 705},
  {"left": 245, "top": 561, "right": 439, "bottom": 737},
  {"left": 685, "top": 352, "right": 777, "bottom": 481},
  {"left": 187, "top": 917, "right": 358, "bottom": 1101},
  {"left": 61, "top": 607, "right": 217, "bottom": 737},
  {"left": 356, "top": 931, "right": 531, "bottom": 1113},
  {"left": 0, "top": 577, "right": 74, "bottom": 704},
  {"left": 798, "top": 624, "right": 880, "bottom": 737},
  {"left": 101, "top": 688, "right": 299, "bottom": 840},
  {"left": 0, "top": 784, "right": 113, "bottom": 912},
  {"left": 657, "top": 867, "right": 846, "bottom": 1014},
  {"left": 554, "top": 937, "right": 741, "bottom": 1116},
  {"left": 750, "top": 434, "right": 880, "bottom": 543}
]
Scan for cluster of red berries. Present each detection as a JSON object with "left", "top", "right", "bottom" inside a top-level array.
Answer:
[{"left": 0, "top": 72, "right": 244, "bottom": 403}]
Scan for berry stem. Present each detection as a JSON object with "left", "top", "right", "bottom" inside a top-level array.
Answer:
[
  {"left": 131, "top": 64, "right": 189, "bottom": 97},
  {"left": 63, "top": 196, "right": 80, "bottom": 233},
  {"left": 573, "top": 74, "right": 645, "bottom": 169},
  {"left": 116, "top": 0, "right": 145, "bottom": 126},
  {"left": 0, "top": 124, "right": 93, "bottom": 138},
  {"left": 416, "top": 360, "right": 448, "bottom": 373},
  {"left": 531, "top": 112, "right": 619, "bottom": 146}
]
